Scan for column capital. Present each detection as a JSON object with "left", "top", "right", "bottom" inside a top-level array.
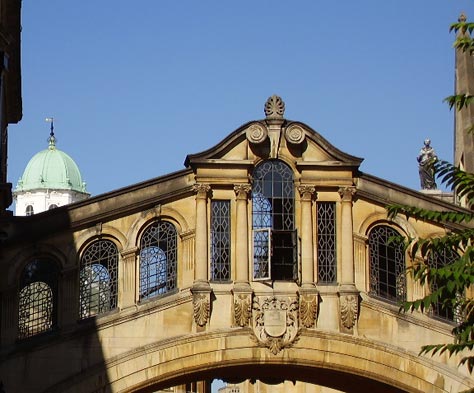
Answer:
[
  {"left": 298, "top": 185, "right": 316, "bottom": 201},
  {"left": 121, "top": 246, "right": 138, "bottom": 260},
  {"left": 234, "top": 183, "right": 251, "bottom": 200},
  {"left": 338, "top": 186, "right": 356, "bottom": 202},
  {"left": 193, "top": 183, "right": 211, "bottom": 199}
]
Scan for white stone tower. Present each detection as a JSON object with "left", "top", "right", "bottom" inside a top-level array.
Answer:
[{"left": 13, "top": 120, "right": 89, "bottom": 216}]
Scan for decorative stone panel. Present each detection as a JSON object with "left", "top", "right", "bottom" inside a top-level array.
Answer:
[{"left": 252, "top": 296, "right": 300, "bottom": 354}]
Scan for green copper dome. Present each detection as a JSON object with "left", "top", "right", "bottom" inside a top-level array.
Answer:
[{"left": 15, "top": 134, "right": 88, "bottom": 193}]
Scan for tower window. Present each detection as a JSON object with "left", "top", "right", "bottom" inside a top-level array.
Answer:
[
  {"left": 252, "top": 160, "right": 296, "bottom": 281},
  {"left": 25, "top": 205, "right": 34, "bottom": 216},
  {"left": 48, "top": 204, "right": 58, "bottom": 210}
]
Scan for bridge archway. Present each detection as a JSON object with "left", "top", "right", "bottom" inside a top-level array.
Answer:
[{"left": 50, "top": 329, "right": 474, "bottom": 393}]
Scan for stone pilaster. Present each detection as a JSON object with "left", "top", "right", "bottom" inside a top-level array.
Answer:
[
  {"left": 192, "top": 183, "right": 211, "bottom": 285},
  {"left": 338, "top": 186, "right": 359, "bottom": 334},
  {"left": 60, "top": 267, "right": 79, "bottom": 329},
  {"left": 298, "top": 185, "right": 316, "bottom": 287},
  {"left": 1, "top": 287, "right": 17, "bottom": 345},
  {"left": 234, "top": 183, "right": 251, "bottom": 286},
  {"left": 120, "top": 247, "right": 138, "bottom": 309}
]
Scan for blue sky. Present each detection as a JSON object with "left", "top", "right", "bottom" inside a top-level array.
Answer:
[{"left": 9, "top": 1, "right": 474, "bottom": 198}]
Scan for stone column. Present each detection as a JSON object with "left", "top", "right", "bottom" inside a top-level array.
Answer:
[
  {"left": 120, "top": 247, "right": 138, "bottom": 308},
  {"left": 338, "top": 187, "right": 356, "bottom": 287},
  {"left": 234, "top": 183, "right": 251, "bottom": 285},
  {"left": 297, "top": 185, "right": 319, "bottom": 328},
  {"left": 338, "top": 186, "right": 358, "bottom": 334},
  {"left": 191, "top": 183, "right": 212, "bottom": 329},
  {"left": 193, "top": 183, "right": 211, "bottom": 285},
  {"left": 298, "top": 185, "right": 316, "bottom": 287}
]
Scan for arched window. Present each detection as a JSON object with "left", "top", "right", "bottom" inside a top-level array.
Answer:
[
  {"left": 25, "top": 205, "right": 34, "bottom": 216},
  {"left": 18, "top": 259, "right": 59, "bottom": 339},
  {"left": 79, "top": 239, "right": 118, "bottom": 319},
  {"left": 48, "top": 204, "right": 58, "bottom": 210},
  {"left": 369, "top": 225, "right": 406, "bottom": 303},
  {"left": 252, "top": 160, "right": 296, "bottom": 281},
  {"left": 139, "top": 221, "right": 177, "bottom": 300},
  {"left": 428, "top": 249, "right": 459, "bottom": 321}
]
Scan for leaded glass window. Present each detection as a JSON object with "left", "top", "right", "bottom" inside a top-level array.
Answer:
[
  {"left": 18, "top": 259, "right": 58, "bottom": 339},
  {"left": 211, "top": 200, "right": 231, "bottom": 281},
  {"left": 369, "top": 225, "right": 406, "bottom": 303},
  {"left": 252, "top": 160, "right": 296, "bottom": 281},
  {"left": 428, "top": 249, "right": 460, "bottom": 322},
  {"left": 139, "top": 221, "right": 177, "bottom": 300},
  {"left": 79, "top": 239, "right": 118, "bottom": 319},
  {"left": 317, "top": 202, "right": 336, "bottom": 283}
]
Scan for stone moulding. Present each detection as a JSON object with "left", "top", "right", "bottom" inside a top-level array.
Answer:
[
  {"left": 246, "top": 123, "right": 268, "bottom": 145},
  {"left": 252, "top": 296, "right": 300, "bottom": 355}
]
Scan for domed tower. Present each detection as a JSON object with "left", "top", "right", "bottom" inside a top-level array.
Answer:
[{"left": 13, "top": 121, "right": 89, "bottom": 216}]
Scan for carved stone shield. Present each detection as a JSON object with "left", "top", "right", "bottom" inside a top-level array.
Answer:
[{"left": 264, "top": 309, "right": 287, "bottom": 337}]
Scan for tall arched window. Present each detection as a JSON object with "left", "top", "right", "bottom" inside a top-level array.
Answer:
[
  {"left": 252, "top": 160, "right": 296, "bottom": 281},
  {"left": 18, "top": 259, "right": 59, "bottom": 339},
  {"left": 369, "top": 225, "right": 406, "bottom": 303},
  {"left": 79, "top": 239, "right": 118, "bottom": 319},
  {"left": 139, "top": 221, "right": 177, "bottom": 300},
  {"left": 428, "top": 249, "right": 459, "bottom": 321}
]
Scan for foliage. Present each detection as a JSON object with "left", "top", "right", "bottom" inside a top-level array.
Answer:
[{"left": 387, "top": 19, "right": 474, "bottom": 374}]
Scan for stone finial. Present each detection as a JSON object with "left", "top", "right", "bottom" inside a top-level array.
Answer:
[
  {"left": 264, "top": 95, "right": 285, "bottom": 119},
  {"left": 459, "top": 12, "right": 467, "bottom": 23}
]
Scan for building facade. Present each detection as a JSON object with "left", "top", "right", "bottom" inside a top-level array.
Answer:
[{"left": 1, "top": 96, "right": 474, "bottom": 392}]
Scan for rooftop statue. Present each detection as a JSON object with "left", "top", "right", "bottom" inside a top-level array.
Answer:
[{"left": 417, "top": 139, "right": 437, "bottom": 190}]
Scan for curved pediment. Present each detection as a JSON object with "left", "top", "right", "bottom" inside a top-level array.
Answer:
[{"left": 184, "top": 96, "right": 363, "bottom": 173}]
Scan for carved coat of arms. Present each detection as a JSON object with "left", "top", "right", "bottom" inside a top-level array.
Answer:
[{"left": 252, "top": 296, "right": 300, "bottom": 354}]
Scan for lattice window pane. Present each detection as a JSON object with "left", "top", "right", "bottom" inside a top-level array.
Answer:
[
  {"left": 317, "top": 202, "right": 336, "bottom": 283},
  {"left": 211, "top": 200, "right": 231, "bottom": 281},
  {"left": 368, "top": 226, "right": 406, "bottom": 303},
  {"left": 139, "top": 221, "right": 177, "bottom": 300},
  {"left": 253, "top": 228, "right": 271, "bottom": 280},
  {"left": 79, "top": 240, "right": 118, "bottom": 319},
  {"left": 18, "top": 259, "right": 58, "bottom": 339}
]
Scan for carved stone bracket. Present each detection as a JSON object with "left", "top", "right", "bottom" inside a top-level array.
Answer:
[
  {"left": 191, "top": 285, "right": 212, "bottom": 327},
  {"left": 339, "top": 292, "right": 359, "bottom": 333},
  {"left": 252, "top": 296, "right": 300, "bottom": 355},
  {"left": 338, "top": 186, "right": 356, "bottom": 202},
  {"left": 298, "top": 289, "right": 319, "bottom": 328},
  {"left": 233, "top": 289, "right": 252, "bottom": 327}
]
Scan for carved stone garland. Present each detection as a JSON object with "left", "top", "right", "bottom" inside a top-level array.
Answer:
[
  {"left": 234, "top": 293, "right": 252, "bottom": 327},
  {"left": 299, "top": 293, "right": 318, "bottom": 328},
  {"left": 192, "top": 292, "right": 210, "bottom": 327},
  {"left": 252, "top": 296, "right": 300, "bottom": 355}
]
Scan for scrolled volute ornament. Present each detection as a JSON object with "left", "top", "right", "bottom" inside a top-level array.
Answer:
[
  {"left": 285, "top": 124, "right": 306, "bottom": 145},
  {"left": 264, "top": 95, "right": 285, "bottom": 119},
  {"left": 246, "top": 123, "right": 268, "bottom": 144}
]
